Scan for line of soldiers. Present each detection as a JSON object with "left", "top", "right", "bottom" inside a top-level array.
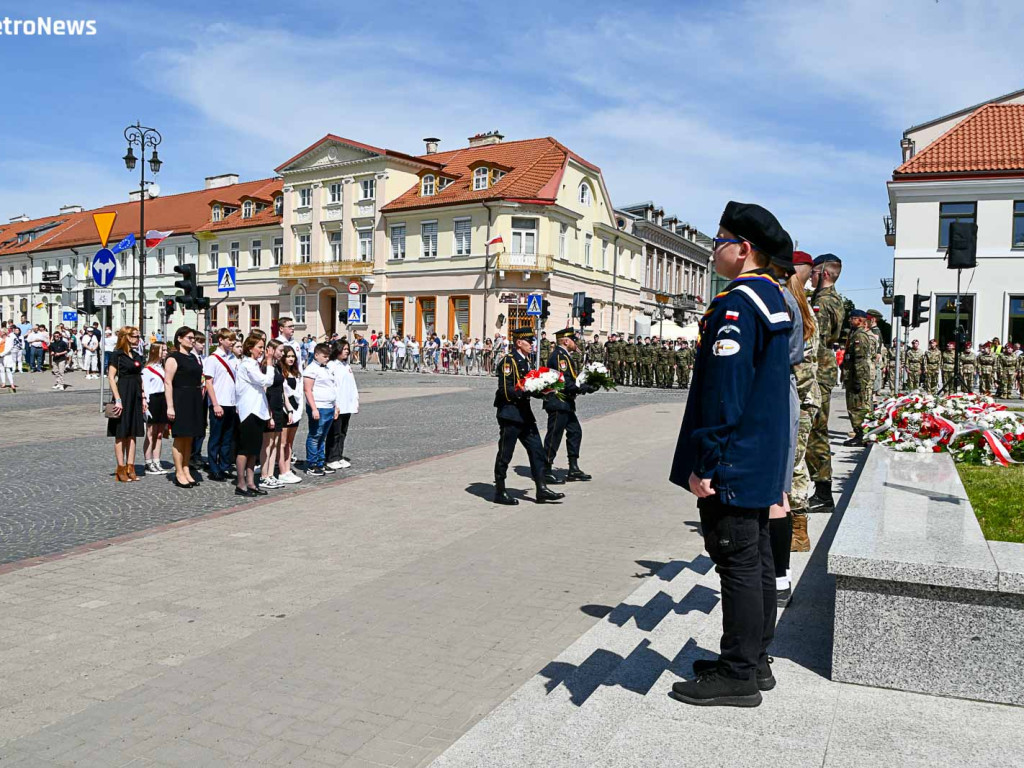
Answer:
[
  {"left": 897, "top": 338, "right": 1024, "bottom": 398},
  {"left": 538, "top": 332, "right": 695, "bottom": 389}
]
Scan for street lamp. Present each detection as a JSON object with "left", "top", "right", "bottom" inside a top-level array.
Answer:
[{"left": 122, "top": 121, "right": 162, "bottom": 336}]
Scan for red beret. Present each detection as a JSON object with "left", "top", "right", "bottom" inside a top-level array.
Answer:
[{"left": 792, "top": 250, "right": 813, "bottom": 266}]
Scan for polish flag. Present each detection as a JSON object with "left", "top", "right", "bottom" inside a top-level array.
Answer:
[
  {"left": 486, "top": 235, "right": 503, "bottom": 246},
  {"left": 145, "top": 229, "right": 173, "bottom": 248}
]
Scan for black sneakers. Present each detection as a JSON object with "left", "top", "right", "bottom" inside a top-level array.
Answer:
[
  {"left": 690, "top": 657, "right": 776, "bottom": 692},
  {"left": 669, "top": 668, "right": 762, "bottom": 707}
]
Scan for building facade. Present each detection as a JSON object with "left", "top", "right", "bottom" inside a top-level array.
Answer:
[{"left": 888, "top": 97, "right": 1024, "bottom": 346}]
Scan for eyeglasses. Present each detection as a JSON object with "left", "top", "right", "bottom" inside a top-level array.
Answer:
[
  {"left": 711, "top": 237, "right": 744, "bottom": 251},
  {"left": 129, "top": 333, "right": 141, "bottom": 339}
]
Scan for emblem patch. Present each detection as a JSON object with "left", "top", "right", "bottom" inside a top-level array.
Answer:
[
  {"left": 503, "top": 363, "right": 512, "bottom": 375},
  {"left": 725, "top": 310, "right": 739, "bottom": 321},
  {"left": 717, "top": 324, "right": 741, "bottom": 337},
  {"left": 713, "top": 339, "right": 741, "bottom": 357},
  {"left": 558, "top": 358, "right": 567, "bottom": 371}
]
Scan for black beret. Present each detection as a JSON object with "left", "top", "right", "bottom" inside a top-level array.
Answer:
[
  {"left": 720, "top": 201, "right": 793, "bottom": 270},
  {"left": 812, "top": 253, "right": 842, "bottom": 267},
  {"left": 850, "top": 309, "right": 868, "bottom": 318}
]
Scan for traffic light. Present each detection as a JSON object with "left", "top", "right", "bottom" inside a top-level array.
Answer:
[
  {"left": 541, "top": 299, "right": 551, "bottom": 321},
  {"left": 80, "top": 288, "right": 96, "bottom": 316},
  {"left": 911, "top": 293, "right": 930, "bottom": 328},
  {"left": 893, "top": 294, "right": 905, "bottom": 319},
  {"left": 194, "top": 285, "right": 210, "bottom": 311},
  {"left": 579, "top": 296, "right": 595, "bottom": 327},
  {"left": 163, "top": 297, "right": 176, "bottom": 319},
  {"left": 902, "top": 310, "right": 910, "bottom": 325},
  {"left": 173, "top": 263, "right": 198, "bottom": 309}
]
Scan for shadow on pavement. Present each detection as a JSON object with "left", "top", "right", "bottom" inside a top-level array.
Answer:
[{"left": 464, "top": 482, "right": 527, "bottom": 503}]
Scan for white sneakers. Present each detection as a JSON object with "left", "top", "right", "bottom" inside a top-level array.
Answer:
[
  {"left": 277, "top": 471, "right": 303, "bottom": 484},
  {"left": 259, "top": 476, "right": 283, "bottom": 490},
  {"left": 146, "top": 461, "right": 165, "bottom": 475},
  {"left": 326, "top": 459, "right": 351, "bottom": 470}
]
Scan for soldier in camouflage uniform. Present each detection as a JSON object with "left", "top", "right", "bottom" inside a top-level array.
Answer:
[
  {"left": 977, "top": 343, "right": 995, "bottom": 394},
  {"left": 924, "top": 339, "right": 941, "bottom": 393},
  {"left": 940, "top": 340, "right": 956, "bottom": 391},
  {"left": 654, "top": 341, "right": 667, "bottom": 388},
  {"left": 866, "top": 309, "right": 883, "bottom": 395},
  {"left": 998, "top": 345, "right": 1018, "bottom": 399},
  {"left": 843, "top": 310, "right": 874, "bottom": 446},
  {"left": 642, "top": 338, "right": 655, "bottom": 387},
  {"left": 904, "top": 339, "right": 925, "bottom": 390},
  {"left": 605, "top": 333, "right": 620, "bottom": 383},
  {"left": 677, "top": 340, "right": 693, "bottom": 388},
  {"left": 539, "top": 333, "right": 552, "bottom": 367},
  {"left": 960, "top": 342, "right": 977, "bottom": 393},
  {"left": 807, "top": 254, "right": 845, "bottom": 512},
  {"left": 623, "top": 335, "right": 637, "bottom": 386},
  {"left": 790, "top": 251, "right": 820, "bottom": 551},
  {"left": 664, "top": 341, "right": 677, "bottom": 388}
]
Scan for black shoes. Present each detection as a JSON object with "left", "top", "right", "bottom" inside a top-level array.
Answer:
[
  {"left": 565, "top": 460, "right": 591, "bottom": 482},
  {"left": 172, "top": 477, "right": 195, "bottom": 489},
  {"left": 249, "top": 486, "right": 269, "bottom": 496},
  {"left": 493, "top": 481, "right": 519, "bottom": 506},
  {"left": 691, "top": 657, "right": 776, "bottom": 691},
  {"left": 543, "top": 465, "right": 565, "bottom": 485},
  {"left": 535, "top": 485, "right": 565, "bottom": 503},
  {"left": 843, "top": 431, "right": 865, "bottom": 447},
  {"left": 808, "top": 480, "right": 835, "bottom": 512},
  {"left": 669, "top": 668, "right": 763, "bottom": 707}
]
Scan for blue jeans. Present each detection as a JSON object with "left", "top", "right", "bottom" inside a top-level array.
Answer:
[
  {"left": 30, "top": 346, "right": 44, "bottom": 371},
  {"left": 305, "top": 405, "right": 335, "bottom": 469},
  {"left": 207, "top": 405, "right": 237, "bottom": 475}
]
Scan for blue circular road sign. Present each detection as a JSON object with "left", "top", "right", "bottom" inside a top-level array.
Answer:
[{"left": 91, "top": 248, "right": 117, "bottom": 287}]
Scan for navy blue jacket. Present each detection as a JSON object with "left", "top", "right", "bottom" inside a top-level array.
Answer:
[
  {"left": 669, "top": 270, "right": 793, "bottom": 509},
  {"left": 493, "top": 349, "right": 538, "bottom": 424}
]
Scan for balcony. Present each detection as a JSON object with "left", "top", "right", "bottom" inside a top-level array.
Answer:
[
  {"left": 672, "top": 295, "right": 698, "bottom": 311},
  {"left": 280, "top": 259, "right": 375, "bottom": 279},
  {"left": 496, "top": 252, "right": 553, "bottom": 273},
  {"left": 884, "top": 215, "right": 896, "bottom": 247}
]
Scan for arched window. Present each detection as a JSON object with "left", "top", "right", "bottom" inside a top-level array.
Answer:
[
  {"left": 292, "top": 287, "right": 307, "bottom": 324},
  {"left": 212, "top": 204, "right": 222, "bottom": 222},
  {"left": 242, "top": 200, "right": 253, "bottom": 219},
  {"left": 473, "top": 167, "right": 488, "bottom": 191},
  {"left": 578, "top": 182, "right": 592, "bottom": 207},
  {"left": 422, "top": 175, "right": 435, "bottom": 196}
]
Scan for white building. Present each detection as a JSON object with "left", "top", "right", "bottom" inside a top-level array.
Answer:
[{"left": 888, "top": 93, "right": 1024, "bottom": 346}]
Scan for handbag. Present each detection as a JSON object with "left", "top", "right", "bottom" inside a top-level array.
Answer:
[{"left": 104, "top": 400, "right": 120, "bottom": 419}]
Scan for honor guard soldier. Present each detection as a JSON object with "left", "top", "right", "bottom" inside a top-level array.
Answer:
[
  {"left": 669, "top": 201, "right": 794, "bottom": 708},
  {"left": 623, "top": 334, "right": 637, "bottom": 386},
  {"left": 492, "top": 327, "right": 565, "bottom": 505},
  {"left": 941, "top": 340, "right": 956, "bottom": 389},
  {"left": 978, "top": 342, "right": 996, "bottom": 394},
  {"left": 842, "top": 309, "right": 874, "bottom": 446},
  {"left": 543, "top": 328, "right": 598, "bottom": 483},
  {"left": 961, "top": 342, "right": 977, "bottom": 392},
  {"left": 924, "top": 339, "right": 941, "bottom": 393},
  {"left": 677, "top": 340, "right": 693, "bottom": 388},
  {"left": 998, "top": 344, "right": 1018, "bottom": 398},
  {"left": 904, "top": 339, "right": 925, "bottom": 389}
]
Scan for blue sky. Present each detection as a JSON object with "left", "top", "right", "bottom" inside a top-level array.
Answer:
[{"left": 2, "top": 0, "right": 1023, "bottom": 309}]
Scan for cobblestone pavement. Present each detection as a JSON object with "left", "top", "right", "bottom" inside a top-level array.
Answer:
[
  {"left": 0, "top": 401, "right": 701, "bottom": 767},
  {"left": 0, "top": 367, "right": 687, "bottom": 566}
]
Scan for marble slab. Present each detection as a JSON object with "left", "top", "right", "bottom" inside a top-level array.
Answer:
[{"left": 989, "top": 540, "right": 1024, "bottom": 595}]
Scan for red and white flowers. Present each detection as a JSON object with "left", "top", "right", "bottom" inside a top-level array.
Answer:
[{"left": 517, "top": 367, "right": 565, "bottom": 396}]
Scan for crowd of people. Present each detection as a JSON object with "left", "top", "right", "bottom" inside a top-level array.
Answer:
[
  {"left": 883, "top": 336, "right": 1024, "bottom": 398},
  {"left": 101, "top": 317, "right": 359, "bottom": 493},
  {"left": 0, "top": 318, "right": 123, "bottom": 392}
]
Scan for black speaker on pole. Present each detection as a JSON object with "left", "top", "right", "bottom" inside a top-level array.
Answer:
[{"left": 947, "top": 221, "right": 978, "bottom": 269}]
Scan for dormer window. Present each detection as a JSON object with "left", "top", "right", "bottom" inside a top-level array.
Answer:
[
  {"left": 439, "top": 177, "right": 452, "bottom": 190},
  {"left": 422, "top": 175, "right": 436, "bottom": 196},
  {"left": 212, "top": 204, "right": 222, "bottom": 222},
  {"left": 578, "top": 182, "right": 592, "bottom": 207},
  {"left": 473, "top": 167, "right": 489, "bottom": 191},
  {"left": 274, "top": 195, "right": 283, "bottom": 216},
  {"left": 491, "top": 169, "right": 505, "bottom": 184},
  {"left": 242, "top": 201, "right": 253, "bottom": 219}
]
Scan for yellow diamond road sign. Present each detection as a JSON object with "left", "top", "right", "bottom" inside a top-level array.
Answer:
[{"left": 92, "top": 212, "right": 117, "bottom": 248}]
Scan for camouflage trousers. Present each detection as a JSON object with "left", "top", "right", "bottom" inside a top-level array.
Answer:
[
  {"left": 925, "top": 371, "right": 939, "bottom": 393},
  {"left": 846, "top": 387, "right": 871, "bottom": 431},
  {"left": 980, "top": 371, "right": 994, "bottom": 393},
  {"left": 791, "top": 404, "right": 817, "bottom": 510},
  {"left": 998, "top": 374, "right": 1019, "bottom": 399},
  {"left": 677, "top": 365, "right": 691, "bottom": 388},
  {"left": 905, "top": 368, "right": 923, "bottom": 390},
  {"left": 640, "top": 363, "right": 653, "bottom": 387},
  {"left": 806, "top": 380, "right": 834, "bottom": 482}
]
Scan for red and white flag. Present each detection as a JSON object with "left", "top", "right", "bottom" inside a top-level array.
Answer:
[
  {"left": 725, "top": 310, "right": 739, "bottom": 321},
  {"left": 486, "top": 235, "right": 503, "bottom": 246},
  {"left": 145, "top": 229, "right": 173, "bottom": 248}
]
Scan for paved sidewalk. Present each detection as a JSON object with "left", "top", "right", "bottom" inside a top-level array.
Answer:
[
  {"left": 0, "top": 401, "right": 702, "bottom": 767},
  {"left": 429, "top": 395, "right": 1024, "bottom": 768}
]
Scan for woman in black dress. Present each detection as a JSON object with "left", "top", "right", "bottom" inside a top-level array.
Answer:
[
  {"left": 259, "top": 340, "right": 286, "bottom": 489},
  {"left": 107, "top": 326, "right": 146, "bottom": 482},
  {"left": 164, "top": 326, "right": 205, "bottom": 488}
]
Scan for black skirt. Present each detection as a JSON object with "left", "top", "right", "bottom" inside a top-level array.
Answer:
[
  {"left": 148, "top": 392, "right": 168, "bottom": 424},
  {"left": 269, "top": 408, "right": 285, "bottom": 433},
  {"left": 237, "top": 413, "right": 266, "bottom": 457}
]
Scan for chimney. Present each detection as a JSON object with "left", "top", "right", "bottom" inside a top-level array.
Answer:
[
  {"left": 423, "top": 137, "right": 440, "bottom": 155},
  {"left": 59, "top": 204, "right": 84, "bottom": 215},
  {"left": 205, "top": 173, "right": 240, "bottom": 190},
  {"left": 9, "top": 214, "right": 29, "bottom": 223},
  {"left": 467, "top": 130, "right": 504, "bottom": 148},
  {"left": 900, "top": 137, "right": 915, "bottom": 162}
]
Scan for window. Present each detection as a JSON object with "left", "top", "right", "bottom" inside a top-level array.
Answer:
[
  {"left": 422, "top": 175, "right": 435, "bottom": 196},
  {"left": 584, "top": 234, "right": 592, "bottom": 267},
  {"left": 601, "top": 240, "right": 608, "bottom": 271},
  {"left": 1008, "top": 296, "right": 1024, "bottom": 342},
  {"left": 293, "top": 290, "right": 306, "bottom": 324},
  {"left": 329, "top": 183, "right": 342, "bottom": 203},
  {"left": 491, "top": 169, "right": 505, "bottom": 184},
  {"left": 242, "top": 200, "right": 253, "bottom": 219},
  {"left": 454, "top": 218, "right": 472, "bottom": 255},
  {"left": 473, "top": 167, "right": 488, "bottom": 191},
  {"left": 388, "top": 298, "right": 405, "bottom": 337},
  {"left": 273, "top": 237, "right": 283, "bottom": 266},
  {"left": 176, "top": 245, "right": 185, "bottom": 266},
  {"left": 452, "top": 297, "right": 470, "bottom": 338},
  {"left": 391, "top": 225, "right": 406, "bottom": 260},
  {"left": 360, "top": 179, "right": 376, "bottom": 200},
  {"left": 249, "top": 304, "right": 261, "bottom": 331},
  {"left": 1014, "top": 202, "right": 1024, "bottom": 247},
  {"left": 274, "top": 196, "right": 283, "bottom": 216},
  {"left": 299, "top": 188, "right": 312, "bottom": 208},
  {"left": 579, "top": 182, "right": 592, "bottom": 206},
  {"left": 439, "top": 176, "right": 452, "bottom": 190},
  {"left": 421, "top": 222, "right": 438, "bottom": 258},
  {"left": 938, "top": 202, "right": 976, "bottom": 248},
  {"left": 511, "top": 217, "right": 537, "bottom": 258},
  {"left": 558, "top": 223, "right": 568, "bottom": 260},
  {"left": 251, "top": 239, "right": 262, "bottom": 268},
  {"left": 209, "top": 243, "right": 219, "bottom": 270},
  {"left": 935, "top": 294, "right": 975, "bottom": 346},
  {"left": 21, "top": 265, "right": 27, "bottom": 283},
  {"left": 118, "top": 250, "right": 127, "bottom": 271},
  {"left": 156, "top": 247, "right": 165, "bottom": 274},
  {"left": 298, "top": 234, "right": 311, "bottom": 263},
  {"left": 358, "top": 229, "right": 373, "bottom": 261},
  {"left": 230, "top": 241, "right": 240, "bottom": 268},
  {"left": 329, "top": 231, "right": 342, "bottom": 261},
  {"left": 212, "top": 204, "right": 222, "bottom": 222}
]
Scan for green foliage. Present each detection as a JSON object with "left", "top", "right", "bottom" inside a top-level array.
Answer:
[{"left": 958, "top": 464, "right": 1024, "bottom": 543}]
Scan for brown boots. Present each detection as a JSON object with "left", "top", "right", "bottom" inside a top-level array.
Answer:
[
  {"left": 115, "top": 465, "right": 129, "bottom": 482},
  {"left": 790, "top": 511, "right": 811, "bottom": 552}
]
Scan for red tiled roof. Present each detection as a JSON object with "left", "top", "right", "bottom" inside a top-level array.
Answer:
[
  {"left": 895, "top": 103, "right": 1024, "bottom": 176},
  {"left": 381, "top": 137, "right": 599, "bottom": 213}
]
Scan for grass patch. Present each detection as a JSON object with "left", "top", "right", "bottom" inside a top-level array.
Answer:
[{"left": 957, "top": 464, "right": 1024, "bottom": 543}]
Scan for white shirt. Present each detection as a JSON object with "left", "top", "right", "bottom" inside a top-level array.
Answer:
[
  {"left": 303, "top": 360, "right": 336, "bottom": 408},
  {"left": 277, "top": 335, "right": 304, "bottom": 372},
  {"left": 103, "top": 334, "right": 116, "bottom": 352},
  {"left": 235, "top": 357, "right": 274, "bottom": 422},
  {"left": 27, "top": 331, "right": 48, "bottom": 348},
  {"left": 328, "top": 360, "right": 359, "bottom": 414},
  {"left": 85, "top": 334, "right": 99, "bottom": 352},
  {"left": 394, "top": 339, "right": 406, "bottom": 356},
  {"left": 408, "top": 340, "right": 419, "bottom": 355},
  {"left": 142, "top": 363, "right": 166, "bottom": 397},
  {"left": 202, "top": 349, "right": 238, "bottom": 407}
]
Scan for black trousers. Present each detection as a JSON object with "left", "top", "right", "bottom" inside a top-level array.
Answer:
[
  {"left": 698, "top": 497, "right": 775, "bottom": 681},
  {"left": 327, "top": 413, "right": 351, "bottom": 463},
  {"left": 544, "top": 408, "right": 582, "bottom": 465},
  {"left": 495, "top": 418, "right": 546, "bottom": 484}
]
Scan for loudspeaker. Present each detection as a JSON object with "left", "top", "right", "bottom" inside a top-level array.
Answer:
[{"left": 947, "top": 221, "right": 977, "bottom": 269}]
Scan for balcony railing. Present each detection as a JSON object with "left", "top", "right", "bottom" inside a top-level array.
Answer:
[
  {"left": 673, "top": 295, "right": 698, "bottom": 311},
  {"left": 496, "top": 252, "right": 554, "bottom": 272},
  {"left": 280, "top": 259, "right": 375, "bottom": 278},
  {"left": 884, "top": 215, "right": 896, "bottom": 246}
]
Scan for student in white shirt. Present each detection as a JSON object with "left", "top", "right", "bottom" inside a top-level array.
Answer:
[
  {"left": 202, "top": 329, "right": 239, "bottom": 481},
  {"left": 275, "top": 316, "right": 303, "bottom": 373},
  {"left": 276, "top": 345, "right": 304, "bottom": 484},
  {"left": 303, "top": 342, "right": 336, "bottom": 476},
  {"left": 326, "top": 340, "right": 359, "bottom": 470},
  {"left": 234, "top": 334, "right": 275, "bottom": 497},
  {"left": 142, "top": 342, "right": 169, "bottom": 475}
]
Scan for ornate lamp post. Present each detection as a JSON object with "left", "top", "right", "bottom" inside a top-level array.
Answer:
[{"left": 122, "top": 122, "right": 162, "bottom": 336}]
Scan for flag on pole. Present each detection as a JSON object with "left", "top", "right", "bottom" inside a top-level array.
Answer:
[
  {"left": 145, "top": 229, "right": 173, "bottom": 248},
  {"left": 486, "top": 235, "right": 503, "bottom": 246}
]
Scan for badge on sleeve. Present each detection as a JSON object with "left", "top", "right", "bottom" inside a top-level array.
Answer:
[
  {"left": 725, "top": 310, "right": 739, "bottom": 321},
  {"left": 713, "top": 339, "right": 741, "bottom": 357},
  {"left": 503, "top": 363, "right": 512, "bottom": 375},
  {"left": 558, "top": 358, "right": 567, "bottom": 372}
]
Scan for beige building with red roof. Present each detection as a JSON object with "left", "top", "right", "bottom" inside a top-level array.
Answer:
[{"left": 887, "top": 94, "right": 1024, "bottom": 346}]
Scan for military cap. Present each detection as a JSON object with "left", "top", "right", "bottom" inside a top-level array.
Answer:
[
  {"left": 812, "top": 253, "right": 842, "bottom": 266},
  {"left": 510, "top": 326, "right": 536, "bottom": 342},
  {"left": 554, "top": 327, "right": 576, "bottom": 340},
  {"left": 792, "top": 250, "right": 814, "bottom": 266},
  {"left": 866, "top": 309, "right": 883, "bottom": 318},
  {"left": 719, "top": 201, "right": 793, "bottom": 268},
  {"left": 850, "top": 309, "right": 868, "bottom": 319}
]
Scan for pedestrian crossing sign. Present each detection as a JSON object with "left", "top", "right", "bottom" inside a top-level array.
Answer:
[
  {"left": 217, "top": 266, "right": 237, "bottom": 293},
  {"left": 526, "top": 293, "right": 543, "bottom": 316},
  {"left": 347, "top": 307, "right": 362, "bottom": 323}
]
